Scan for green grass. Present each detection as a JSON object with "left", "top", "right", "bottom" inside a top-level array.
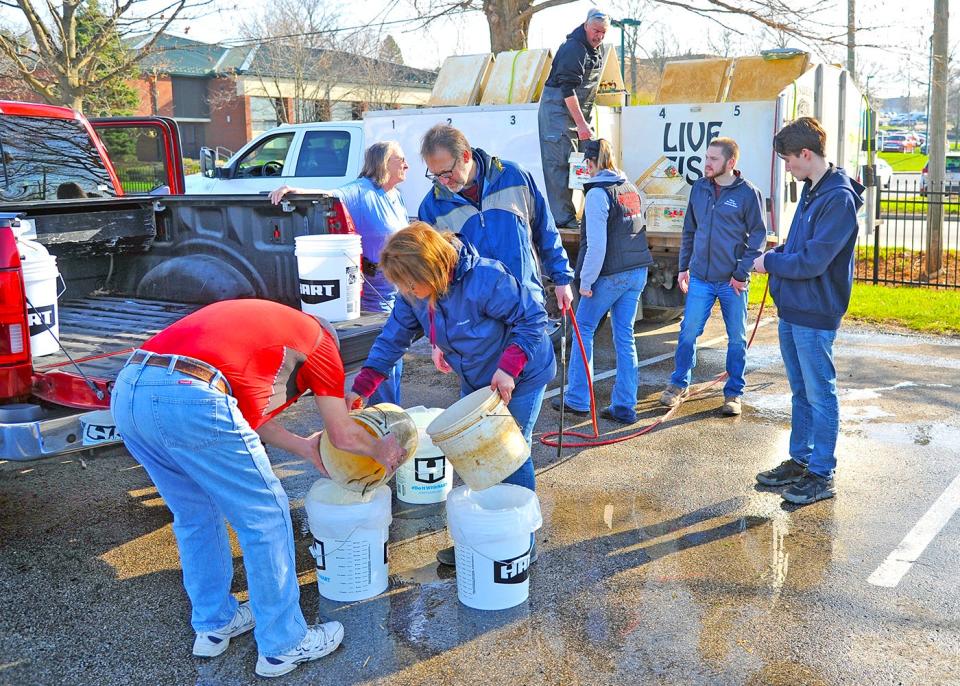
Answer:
[
  {"left": 748, "top": 273, "right": 960, "bottom": 335},
  {"left": 879, "top": 151, "right": 928, "bottom": 171},
  {"left": 879, "top": 195, "right": 960, "bottom": 215}
]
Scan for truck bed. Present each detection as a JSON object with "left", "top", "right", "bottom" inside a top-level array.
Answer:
[
  {"left": 35, "top": 295, "right": 386, "bottom": 377},
  {"left": 1, "top": 296, "right": 387, "bottom": 462}
]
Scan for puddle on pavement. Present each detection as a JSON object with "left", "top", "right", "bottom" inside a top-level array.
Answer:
[
  {"left": 855, "top": 417, "right": 960, "bottom": 450},
  {"left": 309, "top": 483, "right": 846, "bottom": 684},
  {"left": 748, "top": 381, "right": 954, "bottom": 428}
]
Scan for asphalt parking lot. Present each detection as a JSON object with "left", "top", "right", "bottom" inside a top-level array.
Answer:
[{"left": 2, "top": 308, "right": 959, "bottom": 686}]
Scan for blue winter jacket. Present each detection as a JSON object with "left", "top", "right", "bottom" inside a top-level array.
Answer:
[
  {"left": 767, "top": 166, "right": 865, "bottom": 331},
  {"left": 362, "top": 238, "right": 556, "bottom": 396},
  {"left": 678, "top": 173, "right": 768, "bottom": 282},
  {"left": 417, "top": 148, "right": 574, "bottom": 305}
]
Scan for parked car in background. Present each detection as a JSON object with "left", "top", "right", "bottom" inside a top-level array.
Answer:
[
  {"left": 920, "top": 152, "right": 960, "bottom": 195},
  {"left": 883, "top": 133, "right": 917, "bottom": 153}
]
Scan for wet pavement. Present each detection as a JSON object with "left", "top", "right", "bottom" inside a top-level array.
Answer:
[{"left": 2, "top": 309, "right": 959, "bottom": 685}]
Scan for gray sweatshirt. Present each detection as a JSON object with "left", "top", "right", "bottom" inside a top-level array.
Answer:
[{"left": 580, "top": 169, "right": 628, "bottom": 291}]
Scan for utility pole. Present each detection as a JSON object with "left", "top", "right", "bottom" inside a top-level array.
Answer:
[
  {"left": 612, "top": 18, "right": 642, "bottom": 104},
  {"left": 926, "top": 0, "right": 948, "bottom": 277},
  {"left": 847, "top": 0, "right": 856, "bottom": 79}
]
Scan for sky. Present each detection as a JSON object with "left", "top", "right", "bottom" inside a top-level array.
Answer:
[
  {"left": 171, "top": 0, "right": 956, "bottom": 99},
  {"left": 1, "top": 0, "right": 956, "bottom": 99}
]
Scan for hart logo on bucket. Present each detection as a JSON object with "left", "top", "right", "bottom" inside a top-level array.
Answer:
[
  {"left": 414, "top": 456, "right": 446, "bottom": 484},
  {"left": 299, "top": 279, "right": 341, "bottom": 304},
  {"left": 313, "top": 539, "right": 326, "bottom": 570},
  {"left": 493, "top": 548, "right": 531, "bottom": 584},
  {"left": 27, "top": 304, "right": 56, "bottom": 336}
]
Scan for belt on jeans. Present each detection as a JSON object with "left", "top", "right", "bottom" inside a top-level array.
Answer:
[{"left": 128, "top": 351, "right": 231, "bottom": 395}]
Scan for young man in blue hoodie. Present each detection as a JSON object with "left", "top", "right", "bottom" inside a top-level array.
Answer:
[
  {"left": 660, "top": 137, "right": 768, "bottom": 416},
  {"left": 753, "top": 116, "right": 865, "bottom": 505}
]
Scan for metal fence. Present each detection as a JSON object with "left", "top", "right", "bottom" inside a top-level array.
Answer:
[
  {"left": 113, "top": 165, "right": 166, "bottom": 194},
  {"left": 856, "top": 179, "right": 960, "bottom": 289}
]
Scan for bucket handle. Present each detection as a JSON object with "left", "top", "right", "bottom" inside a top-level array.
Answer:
[
  {"left": 457, "top": 540, "right": 534, "bottom": 566},
  {"left": 430, "top": 391, "right": 515, "bottom": 442},
  {"left": 56, "top": 274, "right": 67, "bottom": 299}
]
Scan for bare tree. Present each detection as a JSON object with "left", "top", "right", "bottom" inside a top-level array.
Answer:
[
  {"left": 238, "top": 0, "right": 346, "bottom": 124},
  {"left": 237, "top": 0, "right": 406, "bottom": 124},
  {"left": 408, "top": 0, "right": 882, "bottom": 54},
  {"left": 611, "top": 0, "right": 656, "bottom": 100},
  {"left": 348, "top": 31, "right": 409, "bottom": 113},
  {"left": 0, "top": 0, "right": 213, "bottom": 112}
]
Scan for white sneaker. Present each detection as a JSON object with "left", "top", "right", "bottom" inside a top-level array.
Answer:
[
  {"left": 192, "top": 602, "right": 256, "bottom": 657},
  {"left": 255, "top": 622, "right": 344, "bottom": 678}
]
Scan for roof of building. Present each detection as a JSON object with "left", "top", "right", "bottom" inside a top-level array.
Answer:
[
  {"left": 130, "top": 33, "right": 232, "bottom": 76},
  {"left": 131, "top": 32, "right": 436, "bottom": 88}
]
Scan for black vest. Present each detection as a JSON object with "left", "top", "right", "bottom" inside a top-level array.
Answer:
[{"left": 576, "top": 178, "right": 654, "bottom": 278}]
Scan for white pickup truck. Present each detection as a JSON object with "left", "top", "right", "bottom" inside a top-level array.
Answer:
[{"left": 186, "top": 61, "right": 872, "bottom": 315}]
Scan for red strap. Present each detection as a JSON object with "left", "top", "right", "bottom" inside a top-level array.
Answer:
[{"left": 428, "top": 303, "right": 436, "bottom": 346}]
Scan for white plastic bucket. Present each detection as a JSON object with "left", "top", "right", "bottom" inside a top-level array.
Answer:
[
  {"left": 426, "top": 388, "right": 528, "bottom": 491},
  {"left": 305, "top": 480, "right": 392, "bottom": 602},
  {"left": 18, "top": 239, "right": 62, "bottom": 357},
  {"left": 446, "top": 484, "right": 543, "bottom": 610},
  {"left": 79, "top": 409, "right": 121, "bottom": 447},
  {"left": 396, "top": 406, "right": 452, "bottom": 504},
  {"left": 295, "top": 234, "right": 362, "bottom": 322}
]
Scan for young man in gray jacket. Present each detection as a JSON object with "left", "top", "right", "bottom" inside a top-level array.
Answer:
[{"left": 660, "top": 137, "right": 768, "bottom": 415}]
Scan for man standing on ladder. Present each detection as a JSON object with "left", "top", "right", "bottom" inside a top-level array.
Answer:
[{"left": 538, "top": 8, "right": 609, "bottom": 231}]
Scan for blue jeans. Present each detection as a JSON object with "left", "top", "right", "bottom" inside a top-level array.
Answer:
[
  {"left": 364, "top": 288, "right": 403, "bottom": 406},
  {"left": 778, "top": 320, "right": 840, "bottom": 478},
  {"left": 497, "top": 385, "right": 546, "bottom": 492},
  {"left": 369, "top": 357, "right": 402, "bottom": 406},
  {"left": 110, "top": 355, "right": 308, "bottom": 657},
  {"left": 670, "top": 275, "right": 748, "bottom": 398},
  {"left": 566, "top": 267, "right": 648, "bottom": 422}
]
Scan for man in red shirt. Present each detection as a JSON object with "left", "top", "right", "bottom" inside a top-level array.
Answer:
[{"left": 110, "top": 299, "right": 405, "bottom": 678}]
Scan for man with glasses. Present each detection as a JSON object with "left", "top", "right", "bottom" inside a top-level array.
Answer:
[{"left": 417, "top": 123, "right": 574, "bottom": 317}]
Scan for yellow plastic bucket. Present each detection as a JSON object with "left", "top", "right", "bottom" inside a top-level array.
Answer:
[
  {"left": 426, "top": 388, "right": 527, "bottom": 491},
  {"left": 319, "top": 403, "right": 418, "bottom": 493}
]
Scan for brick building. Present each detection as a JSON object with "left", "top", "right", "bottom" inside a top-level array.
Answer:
[{"left": 131, "top": 33, "right": 437, "bottom": 157}]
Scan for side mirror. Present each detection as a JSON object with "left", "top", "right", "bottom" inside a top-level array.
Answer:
[{"left": 200, "top": 148, "right": 218, "bottom": 178}]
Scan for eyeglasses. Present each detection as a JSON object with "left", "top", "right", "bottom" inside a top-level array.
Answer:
[{"left": 425, "top": 159, "right": 458, "bottom": 183}]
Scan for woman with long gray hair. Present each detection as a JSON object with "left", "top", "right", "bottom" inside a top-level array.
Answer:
[{"left": 270, "top": 141, "right": 410, "bottom": 404}]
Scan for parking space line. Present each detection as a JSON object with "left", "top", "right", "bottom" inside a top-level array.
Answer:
[
  {"left": 544, "top": 317, "right": 775, "bottom": 400},
  {"left": 868, "top": 470, "right": 960, "bottom": 588}
]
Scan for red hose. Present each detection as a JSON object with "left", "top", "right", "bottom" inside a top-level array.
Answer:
[{"left": 540, "top": 282, "right": 770, "bottom": 449}]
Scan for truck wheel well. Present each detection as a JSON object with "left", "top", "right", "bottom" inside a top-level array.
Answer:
[{"left": 136, "top": 255, "right": 256, "bottom": 303}]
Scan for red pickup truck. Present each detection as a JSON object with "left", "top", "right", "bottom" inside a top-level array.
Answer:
[{"left": 0, "top": 100, "right": 382, "bottom": 461}]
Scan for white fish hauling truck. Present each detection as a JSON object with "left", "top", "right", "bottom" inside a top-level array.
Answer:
[{"left": 187, "top": 50, "right": 875, "bottom": 319}]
